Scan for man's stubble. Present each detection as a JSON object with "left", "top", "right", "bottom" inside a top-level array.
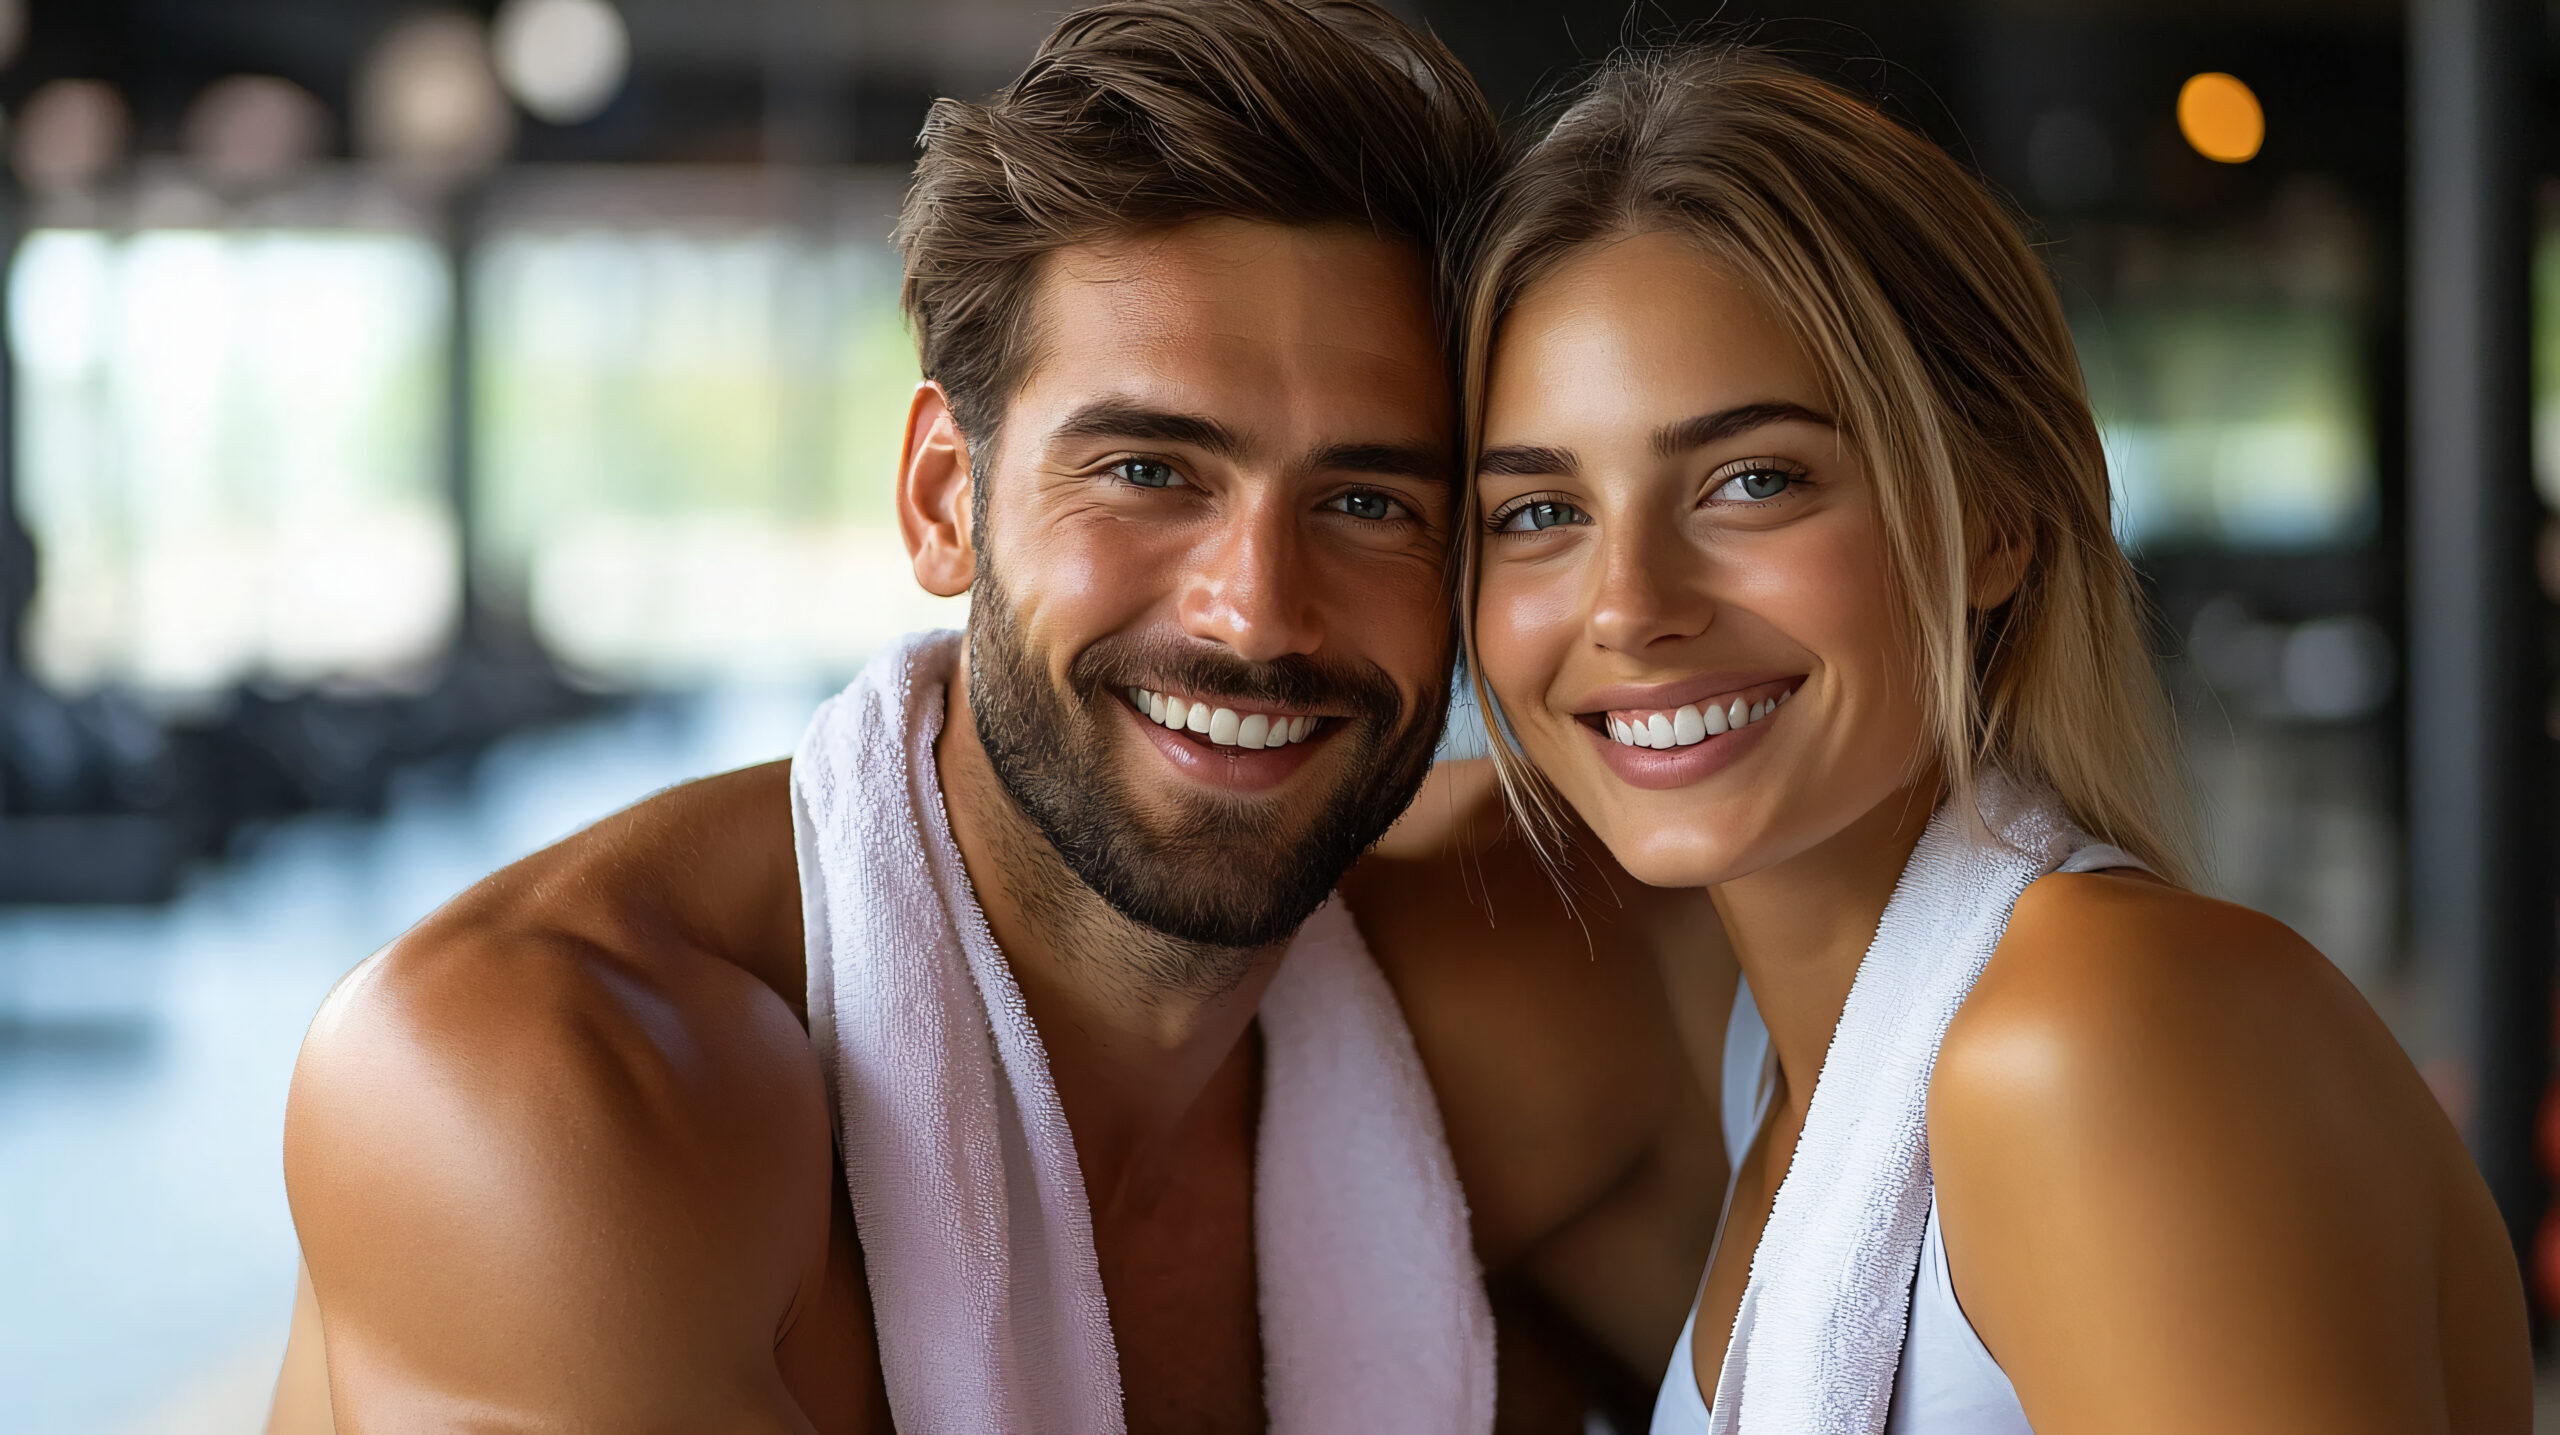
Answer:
[{"left": 963, "top": 535, "right": 1446, "bottom": 997}]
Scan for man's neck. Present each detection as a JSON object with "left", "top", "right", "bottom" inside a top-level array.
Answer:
[{"left": 934, "top": 661, "right": 1283, "bottom": 1220}]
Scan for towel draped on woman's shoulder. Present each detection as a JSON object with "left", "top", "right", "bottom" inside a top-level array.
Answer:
[{"left": 1709, "top": 774, "right": 2123, "bottom": 1434}]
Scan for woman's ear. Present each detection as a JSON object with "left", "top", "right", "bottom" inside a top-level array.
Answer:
[
  {"left": 898, "top": 382, "right": 978, "bottom": 599},
  {"left": 1969, "top": 527, "right": 2031, "bottom": 611}
]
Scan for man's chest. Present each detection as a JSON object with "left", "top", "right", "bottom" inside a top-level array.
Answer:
[{"left": 1092, "top": 1142, "right": 1265, "bottom": 1435}]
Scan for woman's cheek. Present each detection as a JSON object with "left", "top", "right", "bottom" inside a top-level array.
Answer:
[{"left": 1478, "top": 561, "right": 1583, "bottom": 744}]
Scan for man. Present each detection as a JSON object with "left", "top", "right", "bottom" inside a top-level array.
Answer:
[{"left": 271, "top": 4, "right": 1728, "bottom": 1432}]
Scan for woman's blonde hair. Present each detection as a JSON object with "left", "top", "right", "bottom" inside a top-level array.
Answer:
[{"left": 1460, "top": 44, "right": 2200, "bottom": 888}]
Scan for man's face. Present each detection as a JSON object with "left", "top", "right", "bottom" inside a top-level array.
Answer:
[{"left": 964, "top": 218, "right": 1456, "bottom": 957}]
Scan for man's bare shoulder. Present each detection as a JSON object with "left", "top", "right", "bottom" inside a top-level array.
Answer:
[
  {"left": 281, "top": 759, "right": 855, "bottom": 1431},
  {"left": 1343, "top": 760, "right": 1721, "bottom": 1256}
]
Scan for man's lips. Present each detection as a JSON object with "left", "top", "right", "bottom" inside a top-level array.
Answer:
[
  {"left": 1113, "top": 687, "right": 1341, "bottom": 793},
  {"left": 1124, "top": 684, "right": 1336, "bottom": 751}
]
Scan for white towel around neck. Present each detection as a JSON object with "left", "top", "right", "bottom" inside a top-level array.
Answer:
[
  {"left": 792, "top": 629, "right": 1495, "bottom": 1435},
  {"left": 1707, "top": 773, "right": 2114, "bottom": 1435}
]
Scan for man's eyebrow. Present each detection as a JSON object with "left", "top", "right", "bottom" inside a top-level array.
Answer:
[
  {"left": 1047, "top": 399, "right": 1247, "bottom": 459},
  {"left": 1475, "top": 444, "right": 1578, "bottom": 478},
  {"left": 1306, "top": 441, "right": 1454, "bottom": 484},
  {"left": 1652, "top": 401, "right": 1835, "bottom": 459}
]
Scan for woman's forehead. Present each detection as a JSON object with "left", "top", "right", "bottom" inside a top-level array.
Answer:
[{"left": 1486, "top": 233, "right": 1824, "bottom": 436}]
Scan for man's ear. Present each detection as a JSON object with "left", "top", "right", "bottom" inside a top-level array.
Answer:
[{"left": 898, "top": 382, "right": 978, "bottom": 598}]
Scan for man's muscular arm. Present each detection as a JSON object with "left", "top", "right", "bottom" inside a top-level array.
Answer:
[{"left": 277, "top": 764, "right": 868, "bottom": 1433}]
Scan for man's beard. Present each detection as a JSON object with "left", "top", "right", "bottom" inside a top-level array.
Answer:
[{"left": 967, "top": 571, "right": 1445, "bottom": 974}]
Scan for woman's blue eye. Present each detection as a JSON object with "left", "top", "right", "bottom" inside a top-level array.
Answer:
[
  {"left": 1117, "top": 459, "right": 1182, "bottom": 488},
  {"left": 1496, "top": 499, "right": 1588, "bottom": 532},
  {"left": 1718, "top": 469, "right": 1796, "bottom": 502}
]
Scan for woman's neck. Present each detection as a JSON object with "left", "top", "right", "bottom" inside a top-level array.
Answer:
[{"left": 1709, "top": 774, "right": 1941, "bottom": 1114}]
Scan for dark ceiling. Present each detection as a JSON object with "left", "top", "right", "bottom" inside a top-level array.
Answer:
[{"left": 0, "top": 0, "right": 2431, "bottom": 192}]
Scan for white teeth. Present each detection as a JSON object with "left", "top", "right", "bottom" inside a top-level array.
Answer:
[
  {"left": 1135, "top": 689, "right": 1312, "bottom": 750},
  {"left": 1607, "top": 685, "right": 1803, "bottom": 749}
]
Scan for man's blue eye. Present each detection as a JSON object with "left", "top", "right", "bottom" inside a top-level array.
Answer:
[
  {"left": 1118, "top": 459, "right": 1181, "bottom": 488},
  {"left": 1334, "top": 491, "right": 1397, "bottom": 521}
]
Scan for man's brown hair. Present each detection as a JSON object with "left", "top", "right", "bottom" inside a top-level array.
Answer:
[{"left": 895, "top": 0, "right": 1499, "bottom": 452}]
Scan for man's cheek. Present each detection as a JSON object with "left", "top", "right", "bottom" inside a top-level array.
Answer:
[{"left": 1020, "top": 530, "right": 1176, "bottom": 637}]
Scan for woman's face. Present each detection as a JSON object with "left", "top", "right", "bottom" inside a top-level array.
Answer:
[{"left": 1473, "top": 231, "right": 1932, "bottom": 888}]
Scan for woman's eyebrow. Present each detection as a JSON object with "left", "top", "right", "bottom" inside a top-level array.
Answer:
[
  {"left": 1475, "top": 444, "right": 1578, "bottom": 478},
  {"left": 1652, "top": 401, "right": 1835, "bottom": 458}
]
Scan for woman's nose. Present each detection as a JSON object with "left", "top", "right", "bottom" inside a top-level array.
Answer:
[{"left": 1586, "top": 524, "right": 1713, "bottom": 654}]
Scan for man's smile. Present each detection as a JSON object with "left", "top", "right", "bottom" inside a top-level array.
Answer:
[
  {"left": 1115, "top": 685, "right": 1343, "bottom": 792},
  {"left": 1127, "top": 684, "right": 1336, "bottom": 749}
]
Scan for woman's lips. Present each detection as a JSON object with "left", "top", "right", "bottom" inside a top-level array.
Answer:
[
  {"left": 1575, "top": 678, "right": 1802, "bottom": 791},
  {"left": 1594, "top": 678, "right": 1801, "bottom": 751}
]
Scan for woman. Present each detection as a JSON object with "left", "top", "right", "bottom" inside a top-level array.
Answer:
[{"left": 1456, "top": 46, "right": 2529, "bottom": 1433}]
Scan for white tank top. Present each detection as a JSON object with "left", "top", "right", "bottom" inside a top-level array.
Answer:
[
  {"left": 1647, "top": 979, "right": 2030, "bottom": 1434},
  {"left": 1650, "top": 845, "right": 2139, "bottom": 1433}
]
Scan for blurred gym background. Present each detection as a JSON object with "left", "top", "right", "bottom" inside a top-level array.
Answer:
[{"left": 0, "top": 0, "right": 2550, "bottom": 1430}]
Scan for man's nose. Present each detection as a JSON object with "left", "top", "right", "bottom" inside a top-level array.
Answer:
[
  {"left": 1587, "top": 521, "right": 1714, "bottom": 655},
  {"left": 1176, "top": 495, "right": 1323, "bottom": 663}
]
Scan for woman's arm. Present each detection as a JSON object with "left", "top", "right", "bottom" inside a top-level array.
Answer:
[{"left": 1930, "top": 872, "right": 2528, "bottom": 1435}]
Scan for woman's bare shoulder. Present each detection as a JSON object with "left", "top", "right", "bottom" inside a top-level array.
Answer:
[
  {"left": 1934, "top": 866, "right": 2481, "bottom": 1278},
  {"left": 1926, "top": 881, "right": 2526, "bottom": 1428},
  {"left": 1942, "top": 871, "right": 2388, "bottom": 1100},
  {"left": 1930, "top": 867, "right": 2479, "bottom": 1242}
]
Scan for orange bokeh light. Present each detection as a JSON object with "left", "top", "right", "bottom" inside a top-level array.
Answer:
[{"left": 2178, "top": 71, "right": 2264, "bottom": 164}]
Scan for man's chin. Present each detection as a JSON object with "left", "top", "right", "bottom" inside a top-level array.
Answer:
[
  {"left": 1076, "top": 802, "right": 1347, "bottom": 950},
  {"left": 1107, "top": 866, "right": 1337, "bottom": 952}
]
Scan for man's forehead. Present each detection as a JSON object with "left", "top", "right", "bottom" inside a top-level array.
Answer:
[
  {"left": 1008, "top": 218, "right": 1452, "bottom": 452},
  {"left": 1043, "top": 216, "right": 1433, "bottom": 314}
]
